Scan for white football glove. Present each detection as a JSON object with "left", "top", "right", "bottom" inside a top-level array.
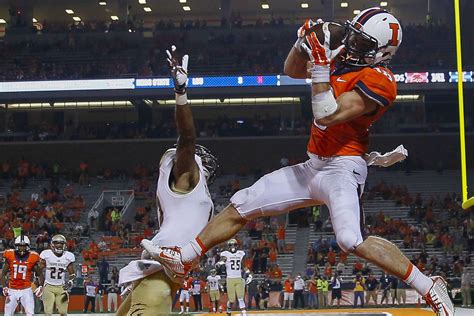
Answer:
[
  {"left": 2, "top": 287, "right": 9, "bottom": 297},
  {"left": 34, "top": 286, "right": 43, "bottom": 298},
  {"left": 294, "top": 19, "right": 324, "bottom": 52},
  {"left": 245, "top": 274, "right": 253, "bottom": 285},
  {"left": 166, "top": 45, "right": 189, "bottom": 95}
]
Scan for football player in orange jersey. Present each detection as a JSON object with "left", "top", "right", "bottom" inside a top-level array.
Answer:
[
  {"left": 142, "top": 7, "right": 453, "bottom": 316},
  {"left": 1, "top": 235, "right": 44, "bottom": 316}
]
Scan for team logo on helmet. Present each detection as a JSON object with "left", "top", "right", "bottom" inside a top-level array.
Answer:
[
  {"left": 14, "top": 235, "right": 31, "bottom": 257},
  {"left": 342, "top": 7, "right": 402, "bottom": 67},
  {"left": 51, "top": 234, "right": 67, "bottom": 255}
]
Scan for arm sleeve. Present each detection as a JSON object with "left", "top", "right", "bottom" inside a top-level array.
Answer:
[{"left": 355, "top": 68, "right": 397, "bottom": 107}]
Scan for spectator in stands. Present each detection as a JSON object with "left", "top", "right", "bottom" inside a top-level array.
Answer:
[
  {"left": 330, "top": 272, "right": 342, "bottom": 307},
  {"left": 99, "top": 257, "right": 109, "bottom": 284},
  {"left": 293, "top": 273, "right": 305, "bottom": 309},
  {"left": 78, "top": 161, "right": 89, "bottom": 185},
  {"left": 83, "top": 276, "right": 97, "bottom": 313},
  {"left": 353, "top": 273, "right": 366, "bottom": 308},
  {"left": 107, "top": 280, "right": 120, "bottom": 312},
  {"left": 111, "top": 207, "right": 120, "bottom": 224},
  {"left": 277, "top": 224, "right": 285, "bottom": 253},
  {"left": 380, "top": 273, "right": 392, "bottom": 306},
  {"left": 282, "top": 274, "right": 294, "bottom": 310},
  {"left": 461, "top": 267, "right": 472, "bottom": 307},
  {"left": 365, "top": 274, "right": 379, "bottom": 306},
  {"left": 111, "top": 266, "right": 119, "bottom": 284}
]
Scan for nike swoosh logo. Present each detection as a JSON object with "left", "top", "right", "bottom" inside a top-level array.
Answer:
[
  {"left": 336, "top": 77, "right": 347, "bottom": 82},
  {"left": 353, "top": 170, "right": 361, "bottom": 176}
]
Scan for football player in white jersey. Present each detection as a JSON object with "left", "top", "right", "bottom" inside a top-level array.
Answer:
[
  {"left": 116, "top": 45, "right": 219, "bottom": 316},
  {"left": 206, "top": 269, "right": 222, "bottom": 313},
  {"left": 216, "top": 239, "right": 246, "bottom": 316},
  {"left": 38, "top": 234, "right": 76, "bottom": 316}
]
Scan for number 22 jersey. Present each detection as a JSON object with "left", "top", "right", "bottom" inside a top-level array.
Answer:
[
  {"left": 220, "top": 250, "right": 245, "bottom": 279},
  {"left": 40, "top": 249, "right": 75, "bottom": 286}
]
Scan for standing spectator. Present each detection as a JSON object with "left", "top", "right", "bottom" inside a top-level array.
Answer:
[
  {"left": 282, "top": 275, "right": 294, "bottom": 309},
  {"left": 390, "top": 275, "right": 399, "bottom": 306},
  {"left": 398, "top": 281, "right": 408, "bottom": 305},
  {"left": 83, "top": 277, "right": 97, "bottom": 313},
  {"left": 353, "top": 273, "right": 365, "bottom": 308},
  {"left": 111, "top": 266, "right": 119, "bottom": 284},
  {"left": 293, "top": 273, "right": 305, "bottom": 308},
  {"left": 191, "top": 276, "right": 203, "bottom": 312},
  {"left": 321, "top": 276, "right": 329, "bottom": 307},
  {"left": 330, "top": 272, "right": 342, "bottom": 307},
  {"left": 277, "top": 224, "right": 286, "bottom": 253},
  {"left": 365, "top": 274, "right": 379, "bottom": 306},
  {"left": 317, "top": 275, "right": 328, "bottom": 308},
  {"left": 78, "top": 161, "right": 89, "bottom": 185},
  {"left": 307, "top": 275, "right": 318, "bottom": 308},
  {"left": 95, "top": 282, "right": 105, "bottom": 313},
  {"left": 88, "top": 208, "right": 99, "bottom": 230},
  {"left": 461, "top": 267, "right": 472, "bottom": 307},
  {"left": 111, "top": 207, "right": 120, "bottom": 224},
  {"left": 259, "top": 279, "right": 271, "bottom": 310},
  {"left": 379, "top": 273, "right": 392, "bottom": 306},
  {"left": 246, "top": 270, "right": 259, "bottom": 309},
  {"left": 99, "top": 257, "right": 109, "bottom": 284},
  {"left": 107, "top": 280, "right": 120, "bottom": 312}
]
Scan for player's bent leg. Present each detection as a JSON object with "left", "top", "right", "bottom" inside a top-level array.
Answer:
[{"left": 127, "top": 271, "right": 177, "bottom": 316}]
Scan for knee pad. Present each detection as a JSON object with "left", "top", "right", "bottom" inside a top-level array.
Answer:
[{"left": 336, "top": 228, "right": 363, "bottom": 253}]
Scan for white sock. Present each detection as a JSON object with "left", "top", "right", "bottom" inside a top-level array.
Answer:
[
  {"left": 238, "top": 298, "right": 246, "bottom": 309},
  {"left": 186, "top": 306, "right": 189, "bottom": 312},
  {"left": 180, "top": 305, "right": 184, "bottom": 311},
  {"left": 403, "top": 264, "right": 433, "bottom": 295},
  {"left": 181, "top": 238, "right": 204, "bottom": 263}
]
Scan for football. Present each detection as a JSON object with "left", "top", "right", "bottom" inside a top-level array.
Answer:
[{"left": 303, "top": 22, "right": 347, "bottom": 55}]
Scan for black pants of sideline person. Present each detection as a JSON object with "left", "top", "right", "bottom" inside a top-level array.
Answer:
[
  {"left": 294, "top": 290, "right": 305, "bottom": 308},
  {"left": 84, "top": 296, "right": 96, "bottom": 313},
  {"left": 192, "top": 294, "right": 202, "bottom": 311}
]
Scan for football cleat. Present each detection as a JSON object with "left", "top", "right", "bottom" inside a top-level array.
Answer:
[
  {"left": 140, "top": 239, "right": 192, "bottom": 283},
  {"left": 423, "top": 276, "right": 455, "bottom": 316}
]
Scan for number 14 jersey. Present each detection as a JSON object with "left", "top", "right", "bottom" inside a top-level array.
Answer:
[
  {"left": 220, "top": 250, "right": 245, "bottom": 279},
  {"left": 40, "top": 249, "right": 75, "bottom": 286}
]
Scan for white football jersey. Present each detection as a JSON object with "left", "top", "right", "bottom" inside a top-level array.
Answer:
[
  {"left": 220, "top": 250, "right": 245, "bottom": 279},
  {"left": 40, "top": 249, "right": 75, "bottom": 286},
  {"left": 152, "top": 149, "right": 214, "bottom": 247},
  {"left": 207, "top": 275, "right": 221, "bottom": 291}
]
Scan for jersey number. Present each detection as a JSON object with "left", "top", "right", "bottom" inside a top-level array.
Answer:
[
  {"left": 389, "top": 23, "right": 400, "bottom": 46},
  {"left": 230, "top": 259, "right": 241, "bottom": 271},
  {"left": 50, "top": 267, "right": 65, "bottom": 280},
  {"left": 13, "top": 264, "right": 27, "bottom": 280}
]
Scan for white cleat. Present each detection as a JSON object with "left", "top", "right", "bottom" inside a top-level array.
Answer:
[{"left": 423, "top": 276, "right": 455, "bottom": 316}]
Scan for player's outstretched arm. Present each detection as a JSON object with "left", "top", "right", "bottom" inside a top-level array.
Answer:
[{"left": 167, "top": 45, "right": 200, "bottom": 192}]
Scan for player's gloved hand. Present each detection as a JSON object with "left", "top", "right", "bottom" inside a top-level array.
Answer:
[
  {"left": 2, "top": 287, "right": 9, "bottom": 297},
  {"left": 167, "top": 45, "right": 189, "bottom": 95},
  {"left": 215, "top": 261, "right": 224, "bottom": 269},
  {"left": 34, "top": 286, "right": 43, "bottom": 298},
  {"left": 294, "top": 19, "right": 323, "bottom": 52},
  {"left": 301, "top": 22, "right": 344, "bottom": 66},
  {"left": 245, "top": 274, "right": 253, "bottom": 285},
  {"left": 66, "top": 279, "right": 74, "bottom": 290}
]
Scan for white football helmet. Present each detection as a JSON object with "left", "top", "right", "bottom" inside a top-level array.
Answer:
[
  {"left": 14, "top": 235, "right": 31, "bottom": 256},
  {"left": 51, "top": 234, "right": 67, "bottom": 255},
  {"left": 343, "top": 7, "right": 402, "bottom": 66}
]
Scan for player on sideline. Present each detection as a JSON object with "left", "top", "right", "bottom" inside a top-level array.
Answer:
[
  {"left": 116, "top": 45, "right": 218, "bottom": 316},
  {"left": 206, "top": 268, "right": 223, "bottom": 313},
  {"left": 216, "top": 239, "right": 247, "bottom": 315},
  {"left": 178, "top": 274, "right": 193, "bottom": 314},
  {"left": 1, "top": 235, "right": 43, "bottom": 316},
  {"left": 38, "top": 234, "right": 76, "bottom": 316},
  {"left": 142, "top": 8, "right": 454, "bottom": 316}
]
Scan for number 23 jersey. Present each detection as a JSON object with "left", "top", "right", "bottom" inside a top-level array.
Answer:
[
  {"left": 220, "top": 250, "right": 245, "bottom": 279},
  {"left": 3, "top": 249, "right": 40, "bottom": 289},
  {"left": 40, "top": 249, "right": 75, "bottom": 286}
]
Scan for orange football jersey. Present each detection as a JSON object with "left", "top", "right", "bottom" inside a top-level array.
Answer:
[
  {"left": 307, "top": 65, "right": 397, "bottom": 157},
  {"left": 3, "top": 249, "right": 40, "bottom": 289}
]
